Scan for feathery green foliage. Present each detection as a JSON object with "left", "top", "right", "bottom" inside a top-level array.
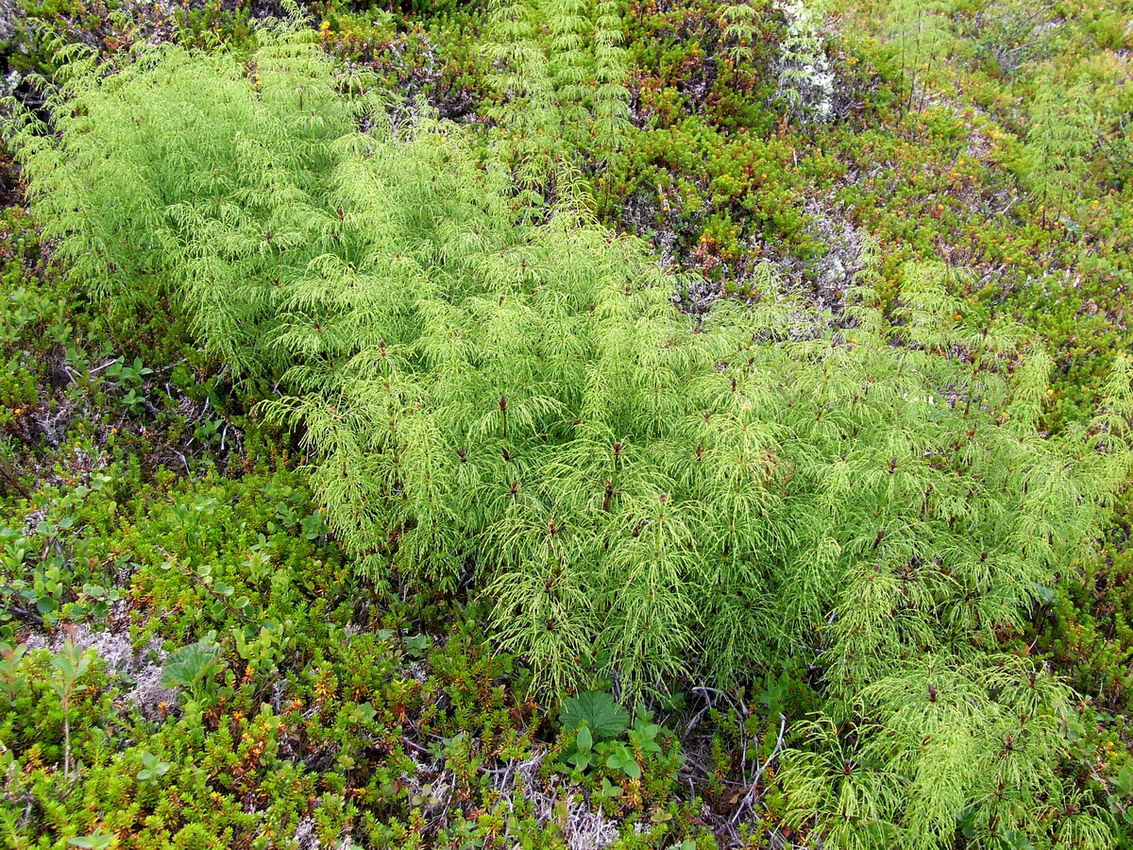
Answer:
[
  {"left": 8, "top": 26, "right": 378, "bottom": 375},
  {"left": 721, "top": 0, "right": 763, "bottom": 62},
  {"left": 10, "top": 28, "right": 1133, "bottom": 848},
  {"left": 486, "top": 0, "right": 630, "bottom": 188},
  {"left": 782, "top": 658, "right": 1114, "bottom": 849},
  {"left": 884, "top": 0, "right": 951, "bottom": 112},
  {"left": 1025, "top": 77, "right": 1098, "bottom": 225}
]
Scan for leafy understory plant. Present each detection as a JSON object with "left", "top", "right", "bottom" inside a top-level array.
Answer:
[
  {"left": 104, "top": 356, "right": 154, "bottom": 415},
  {"left": 11, "top": 26, "right": 1133, "bottom": 849},
  {"left": 0, "top": 643, "right": 28, "bottom": 701},
  {"left": 561, "top": 690, "right": 629, "bottom": 770},
  {"left": 559, "top": 690, "right": 662, "bottom": 781},
  {"left": 136, "top": 751, "right": 171, "bottom": 783},
  {"left": 160, "top": 634, "right": 223, "bottom": 704},
  {"left": 561, "top": 691, "right": 630, "bottom": 739},
  {"left": 50, "top": 639, "right": 92, "bottom": 779},
  {"left": 68, "top": 828, "right": 117, "bottom": 849}
]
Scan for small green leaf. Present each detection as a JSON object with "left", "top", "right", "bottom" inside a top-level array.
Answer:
[
  {"left": 630, "top": 719, "right": 662, "bottom": 754},
  {"left": 137, "top": 751, "right": 171, "bottom": 782},
  {"left": 595, "top": 776, "right": 622, "bottom": 799},
  {"left": 606, "top": 743, "right": 641, "bottom": 779},
  {"left": 69, "top": 828, "right": 116, "bottom": 849},
  {"left": 576, "top": 724, "right": 593, "bottom": 754},
  {"left": 568, "top": 750, "right": 592, "bottom": 771}
]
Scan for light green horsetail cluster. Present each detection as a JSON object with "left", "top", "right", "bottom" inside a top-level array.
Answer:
[{"left": 11, "top": 21, "right": 1133, "bottom": 849}]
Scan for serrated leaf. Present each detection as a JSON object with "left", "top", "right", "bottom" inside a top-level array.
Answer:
[{"left": 560, "top": 691, "right": 628, "bottom": 740}]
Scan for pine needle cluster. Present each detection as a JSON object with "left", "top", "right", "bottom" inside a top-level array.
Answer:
[{"left": 9, "top": 27, "right": 1133, "bottom": 848}]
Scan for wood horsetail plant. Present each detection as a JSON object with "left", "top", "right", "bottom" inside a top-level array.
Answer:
[
  {"left": 9, "top": 24, "right": 1133, "bottom": 849},
  {"left": 485, "top": 0, "right": 631, "bottom": 190}
]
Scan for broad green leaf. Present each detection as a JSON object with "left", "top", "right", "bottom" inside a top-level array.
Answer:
[{"left": 560, "top": 691, "right": 628, "bottom": 740}]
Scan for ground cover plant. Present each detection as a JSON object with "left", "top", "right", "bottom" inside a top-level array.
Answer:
[{"left": 1, "top": 0, "right": 1133, "bottom": 848}]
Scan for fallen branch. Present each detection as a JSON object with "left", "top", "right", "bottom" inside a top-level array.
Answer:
[{"left": 730, "top": 712, "right": 788, "bottom": 826}]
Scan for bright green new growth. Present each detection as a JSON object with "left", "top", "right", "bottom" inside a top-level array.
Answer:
[
  {"left": 1025, "top": 76, "right": 1098, "bottom": 225},
  {"left": 884, "top": 0, "right": 951, "bottom": 112},
  {"left": 782, "top": 657, "right": 1114, "bottom": 850},
  {"left": 11, "top": 28, "right": 1132, "bottom": 849},
  {"left": 10, "top": 25, "right": 377, "bottom": 374},
  {"left": 486, "top": 0, "right": 630, "bottom": 188}
]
